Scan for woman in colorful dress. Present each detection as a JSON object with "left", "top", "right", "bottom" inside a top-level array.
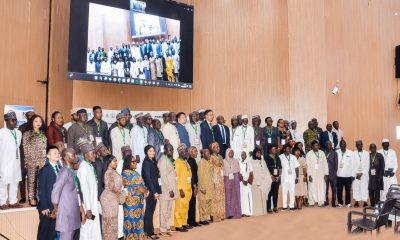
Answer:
[
  {"left": 23, "top": 114, "right": 47, "bottom": 206},
  {"left": 100, "top": 155, "right": 125, "bottom": 240},
  {"left": 122, "top": 154, "right": 148, "bottom": 240},
  {"left": 209, "top": 142, "right": 225, "bottom": 221}
]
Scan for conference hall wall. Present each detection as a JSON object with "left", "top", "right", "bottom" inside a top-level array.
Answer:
[{"left": 1, "top": 0, "right": 400, "bottom": 155}]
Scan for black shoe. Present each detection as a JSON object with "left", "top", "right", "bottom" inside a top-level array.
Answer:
[
  {"left": 190, "top": 222, "right": 201, "bottom": 227},
  {"left": 290, "top": 208, "right": 295, "bottom": 212},
  {"left": 200, "top": 221, "right": 209, "bottom": 225},
  {"left": 324, "top": 202, "right": 329, "bottom": 206},
  {"left": 183, "top": 225, "right": 193, "bottom": 229},
  {"left": 331, "top": 204, "right": 337, "bottom": 208},
  {"left": 281, "top": 208, "right": 288, "bottom": 212},
  {"left": 267, "top": 209, "right": 273, "bottom": 214},
  {"left": 147, "top": 234, "right": 159, "bottom": 239},
  {"left": 19, "top": 198, "right": 26, "bottom": 204},
  {"left": 354, "top": 202, "right": 359, "bottom": 208},
  {"left": 363, "top": 202, "right": 368, "bottom": 207},
  {"left": 175, "top": 227, "right": 188, "bottom": 232}
]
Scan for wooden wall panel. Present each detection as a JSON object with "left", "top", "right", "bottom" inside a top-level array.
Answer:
[{"left": 0, "top": 0, "right": 49, "bottom": 125}]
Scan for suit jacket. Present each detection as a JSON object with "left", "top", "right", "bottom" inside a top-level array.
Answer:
[
  {"left": 51, "top": 166, "right": 81, "bottom": 232},
  {"left": 187, "top": 157, "right": 198, "bottom": 189},
  {"left": 320, "top": 131, "right": 338, "bottom": 150},
  {"left": 369, "top": 152, "right": 385, "bottom": 190},
  {"left": 157, "top": 155, "right": 178, "bottom": 200},
  {"left": 87, "top": 119, "right": 110, "bottom": 148},
  {"left": 38, "top": 160, "right": 58, "bottom": 211},
  {"left": 200, "top": 120, "right": 214, "bottom": 150},
  {"left": 176, "top": 123, "right": 191, "bottom": 147},
  {"left": 141, "top": 158, "right": 162, "bottom": 195},
  {"left": 212, "top": 124, "right": 231, "bottom": 148}
]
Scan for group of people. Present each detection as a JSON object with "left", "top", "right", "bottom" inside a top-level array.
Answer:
[
  {"left": 87, "top": 37, "right": 180, "bottom": 82},
  {"left": 0, "top": 106, "right": 397, "bottom": 240}
]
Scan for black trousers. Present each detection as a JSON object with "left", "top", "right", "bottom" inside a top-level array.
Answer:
[
  {"left": 19, "top": 157, "right": 27, "bottom": 200},
  {"left": 369, "top": 189, "right": 381, "bottom": 206},
  {"left": 188, "top": 191, "right": 196, "bottom": 225},
  {"left": 325, "top": 177, "right": 337, "bottom": 204},
  {"left": 267, "top": 182, "right": 280, "bottom": 210},
  {"left": 337, "top": 177, "right": 352, "bottom": 205},
  {"left": 37, "top": 211, "right": 56, "bottom": 240},
  {"left": 144, "top": 194, "right": 157, "bottom": 236},
  {"left": 220, "top": 144, "right": 228, "bottom": 159}
]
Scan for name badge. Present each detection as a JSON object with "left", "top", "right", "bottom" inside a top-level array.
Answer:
[
  {"left": 281, "top": 139, "right": 286, "bottom": 145},
  {"left": 96, "top": 137, "right": 102, "bottom": 144},
  {"left": 256, "top": 140, "right": 260, "bottom": 146},
  {"left": 220, "top": 170, "right": 224, "bottom": 177},
  {"left": 158, "top": 178, "right": 162, "bottom": 186},
  {"left": 89, "top": 135, "right": 94, "bottom": 142},
  {"left": 273, "top": 169, "right": 278, "bottom": 175},
  {"left": 358, "top": 166, "right": 363, "bottom": 173},
  {"left": 339, "top": 162, "right": 344, "bottom": 168},
  {"left": 315, "top": 164, "right": 319, "bottom": 170},
  {"left": 241, "top": 141, "right": 248, "bottom": 149},
  {"left": 186, "top": 176, "right": 191, "bottom": 184},
  {"left": 160, "top": 145, "right": 164, "bottom": 152},
  {"left": 228, "top": 173, "right": 234, "bottom": 180},
  {"left": 268, "top": 138, "right": 272, "bottom": 144},
  {"left": 371, "top": 169, "right": 376, "bottom": 176},
  {"left": 194, "top": 138, "right": 199, "bottom": 145},
  {"left": 288, "top": 169, "right": 292, "bottom": 175},
  {"left": 64, "top": 143, "right": 68, "bottom": 149}
]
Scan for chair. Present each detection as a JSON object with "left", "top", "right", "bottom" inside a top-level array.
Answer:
[{"left": 347, "top": 198, "right": 397, "bottom": 234}]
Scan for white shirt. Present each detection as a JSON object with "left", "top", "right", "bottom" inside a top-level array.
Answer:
[
  {"left": 0, "top": 128, "right": 22, "bottom": 184},
  {"left": 336, "top": 149, "right": 356, "bottom": 177},
  {"left": 332, "top": 128, "right": 344, "bottom": 148},
  {"left": 237, "top": 125, "right": 255, "bottom": 154},
  {"left": 279, "top": 153, "right": 300, "bottom": 183},
  {"left": 354, "top": 150, "right": 370, "bottom": 175},
  {"left": 378, "top": 148, "right": 398, "bottom": 172}
]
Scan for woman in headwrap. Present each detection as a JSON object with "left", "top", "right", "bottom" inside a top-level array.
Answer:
[
  {"left": 223, "top": 148, "right": 241, "bottom": 219},
  {"left": 209, "top": 142, "right": 225, "bottom": 221},
  {"left": 141, "top": 145, "right": 161, "bottom": 239},
  {"left": 100, "top": 155, "right": 125, "bottom": 240},
  {"left": 251, "top": 148, "right": 272, "bottom": 216},
  {"left": 197, "top": 149, "right": 214, "bottom": 225},
  {"left": 122, "top": 154, "right": 148, "bottom": 240}
]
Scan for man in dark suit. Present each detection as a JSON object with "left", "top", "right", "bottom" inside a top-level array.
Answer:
[
  {"left": 37, "top": 146, "right": 61, "bottom": 240},
  {"left": 368, "top": 144, "right": 385, "bottom": 206},
  {"left": 200, "top": 109, "right": 215, "bottom": 150},
  {"left": 319, "top": 123, "right": 338, "bottom": 151},
  {"left": 212, "top": 115, "right": 230, "bottom": 158}
]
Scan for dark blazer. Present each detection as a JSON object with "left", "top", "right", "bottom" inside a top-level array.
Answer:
[
  {"left": 87, "top": 119, "right": 110, "bottom": 148},
  {"left": 369, "top": 152, "right": 385, "bottom": 191},
  {"left": 187, "top": 157, "right": 198, "bottom": 189},
  {"left": 200, "top": 120, "right": 214, "bottom": 150},
  {"left": 141, "top": 158, "right": 162, "bottom": 195},
  {"left": 319, "top": 131, "right": 338, "bottom": 150},
  {"left": 212, "top": 124, "right": 230, "bottom": 158},
  {"left": 38, "top": 160, "right": 58, "bottom": 211}
]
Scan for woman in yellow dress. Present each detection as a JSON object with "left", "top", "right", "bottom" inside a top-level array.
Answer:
[{"left": 165, "top": 54, "right": 175, "bottom": 82}]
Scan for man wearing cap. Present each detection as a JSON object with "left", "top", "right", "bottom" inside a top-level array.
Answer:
[
  {"left": 18, "top": 110, "right": 35, "bottom": 204},
  {"left": 213, "top": 115, "right": 230, "bottom": 158},
  {"left": 186, "top": 111, "right": 202, "bottom": 162},
  {"left": 230, "top": 116, "right": 241, "bottom": 159},
  {"left": 87, "top": 106, "right": 110, "bottom": 149},
  {"left": 67, "top": 109, "right": 95, "bottom": 154},
  {"left": 130, "top": 112, "right": 148, "bottom": 173},
  {"left": 378, "top": 139, "right": 398, "bottom": 201},
  {"left": 64, "top": 108, "right": 78, "bottom": 131},
  {"left": 148, "top": 119, "right": 165, "bottom": 160},
  {"left": 161, "top": 112, "right": 169, "bottom": 131},
  {"left": 143, "top": 113, "right": 153, "bottom": 130},
  {"left": 94, "top": 143, "right": 110, "bottom": 200},
  {"left": 252, "top": 115, "right": 264, "bottom": 151},
  {"left": 352, "top": 140, "right": 370, "bottom": 207},
  {"left": 289, "top": 121, "right": 304, "bottom": 147},
  {"left": 163, "top": 112, "right": 181, "bottom": 159},
  {"left": 0, "top": 111, "right": 23, "bottom": 209},
  {"left": 236, "top": 115, "right": 254, "bottom": 157},
  {"left": 108, "top": 108, "right": 133, "bottom": 135},
  {"left": 200, "top": 109, "right": 215, "bottom": 151},
  {"left": 77, "top": 143, "right": 102, "bottom": 240},
  {"left": 110, "top": 113, "right": 131, "bottom": 174}
]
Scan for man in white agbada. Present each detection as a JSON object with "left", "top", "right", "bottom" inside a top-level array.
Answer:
[
  {"left": 185, "top": 111, "right": 202, "bottom": 162},
  {"left": 352, "top": 140, "right": 370, "bottom": 207},
  {"left": 0, "top": 111, "right": 23, "bottom": 209},
  {"left": 162, "top": 112, "right": 181, "bottom": 159},
  {"left": 77, "top": 143, "right": 102, "bottom": 240},
  {"left": 230, "top": 116, "right": 241, "bottom": 159},
  {"left": 239, "top": 151, "right": 253, "bottom": 216},
  {"left": 110, "top": 113, "right": 131, "bottom": 174},
  {"left": 306, "top": 140, "right": 328, "bottom": 207},
  {"left": 236, "top": 115, "right": 255, "bottom": 158},
  {"left": 378, "top": 139, "right": 398, "bottom": 201},
  {"left": 280, "top": 144, "right": 300, "bottom": 211},
  {"left": 130, "top": 112, "right": 148, "bottom": 174}
]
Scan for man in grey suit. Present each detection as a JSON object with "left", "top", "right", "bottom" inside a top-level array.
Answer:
[{"left": 51, "top": 148, "right": 81, "bottom": 240}]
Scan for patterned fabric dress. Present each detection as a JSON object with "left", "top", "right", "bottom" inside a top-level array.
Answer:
[
  {"left": 100, "top": 169, "right": 125, "bottom": 240},
  {"left": 210, "top": 153, "right": 225, "bottom": 221},
  {"left": 122, "top": 169, "right": 146, "bottom": 240}
]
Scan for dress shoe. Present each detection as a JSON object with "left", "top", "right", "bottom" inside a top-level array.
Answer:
[
  {"left": 183, "top": 225, "right": 193, "bottom": 229},
  {"left": 273, "top": 208, "right": 279, "bottom": 213},
  {"left": 19, "top": 198, "right": 26, "bottom": 204},
  {"left": 175, "top": 227, "right": 188, "bottom": 232},
  {"left": 200, "top": 221, "right": 209, "bottom": 225},
  {"left": 354, "top": 202, "right": 359, "bottom": 208},
  {"left": 267, "top": 209, "right": 273, "bottom": 214},
  {"left": 190, "top": 222, "right": 201, "bottom": 227},
  {"left": 8, "top": 203, "right": 23, "bottom": 209},
  {"left": 363, "top": 202, "right": 368, "bottom": 207},
  {"left": 0, "top": 204, "right": 9, "bottom": 210}
]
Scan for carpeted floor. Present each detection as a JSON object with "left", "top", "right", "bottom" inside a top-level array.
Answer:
[{"left": 164, "top": 207, "right": 396, "bottom": 240}]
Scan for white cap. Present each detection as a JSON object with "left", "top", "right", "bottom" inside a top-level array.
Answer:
[
  {"left": 70, "top": 108, "right": 80, "bottom": 115},
  {"left": 382, "top": 139, "right": 390, "bottom": 143},
  {"left": 242, "top": 115, "right": 248, "bottom": 119}
]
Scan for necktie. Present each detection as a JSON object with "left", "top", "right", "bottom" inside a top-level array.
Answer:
[
  {"left": 221, "top": 125, "right": 226, "bottom": 144},
  {"left": 55, "top": 164, "right": 60, "bottom": 173}
]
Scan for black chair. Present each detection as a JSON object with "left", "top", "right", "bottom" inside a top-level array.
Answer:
[
  {"left": 386, "top": 184, "right": 400, "bottom": 233},
  {"left": 347, "top": 198, "right": 397, "bottom": 234}
]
